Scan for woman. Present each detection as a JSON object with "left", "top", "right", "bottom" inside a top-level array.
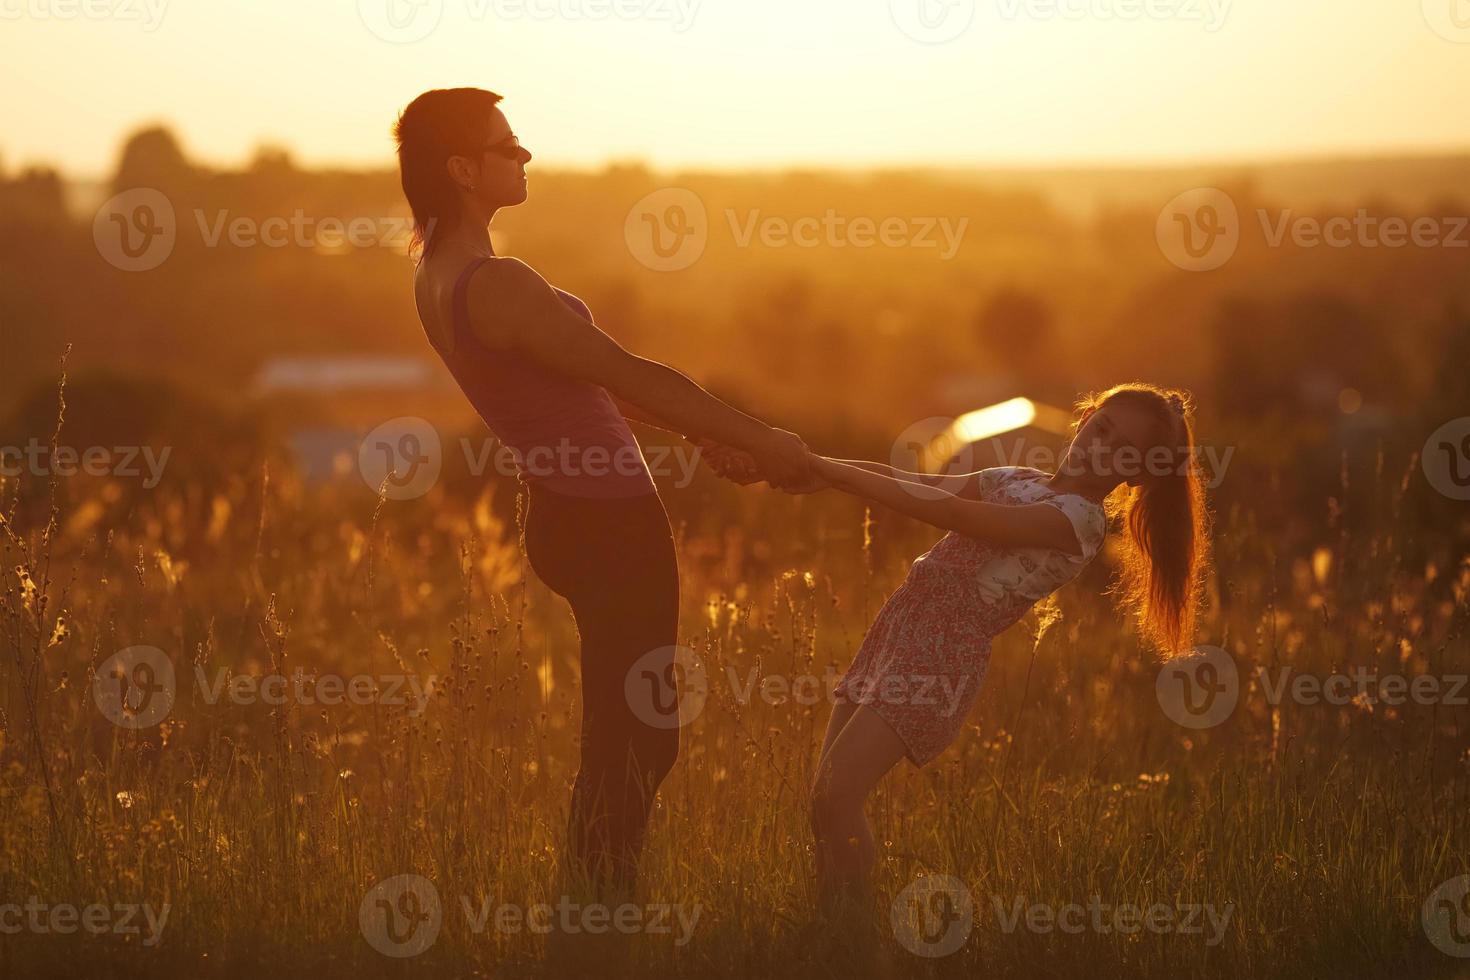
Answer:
[{"left": 392, "top": 87, "right": 809, "bottom": 895}]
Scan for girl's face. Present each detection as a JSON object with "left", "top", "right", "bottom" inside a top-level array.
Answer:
[
  {"left": 464, "top": 106, "right": 533, "bottom": 210},
  {"left": 1060, "top": 400, "right": 1168, "bottom": 488}
]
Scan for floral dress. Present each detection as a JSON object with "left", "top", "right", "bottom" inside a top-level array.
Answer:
[{"left": 832, "top": 466, "right": 1108, "bottom": 766}]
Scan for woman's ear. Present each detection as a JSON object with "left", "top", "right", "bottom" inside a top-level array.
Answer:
[{"left": 444, "top": 153, "right": 477, "bottom": 192}]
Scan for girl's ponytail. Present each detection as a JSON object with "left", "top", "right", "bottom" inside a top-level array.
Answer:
[{"left": 1076, "top": 384, "right": 1211, "bottom": 657}]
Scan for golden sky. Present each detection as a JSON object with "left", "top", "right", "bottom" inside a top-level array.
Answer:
[{"left": 3, "top": 0, "right": 1468, "bottom": 176}]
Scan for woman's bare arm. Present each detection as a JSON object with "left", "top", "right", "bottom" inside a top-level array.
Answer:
[
  {"left": 609, "top": 394, "right": 685, "bottom": 435},
  {"left": 463, "top": 257, "right": 809, "bottom": 487},
  {"left": 610, "top": 394, "right": 763, "bottom": 484}
]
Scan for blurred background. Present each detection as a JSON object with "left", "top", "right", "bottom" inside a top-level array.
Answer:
[{"left": 3, "top": 0, "right": 1469, "bottom": 542}]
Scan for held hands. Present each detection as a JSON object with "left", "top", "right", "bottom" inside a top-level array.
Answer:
[
  {"left": 693, "top": 438, "right": 762, "bottom": 485},
  {"left": 752, "top": 428, "right": 813, "bottom": 491},
  {"left": 695, "top": 432, "right": 832, "bottom": 495},
  {"left": 776, "top": 451, "right": 832, "bottom": 494}
]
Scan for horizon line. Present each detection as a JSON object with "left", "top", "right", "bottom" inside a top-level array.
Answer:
[{"left": 11, "top": 139, "right": 1470, "bottom": 184}]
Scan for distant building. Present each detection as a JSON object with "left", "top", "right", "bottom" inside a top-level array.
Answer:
[
  {"left": 286, "top": 428, "right": 363, "bottom": 482},
  {"left": 249, "top": 355, "right": 465, "bottom": 482},
  {"left": 918, "top": 397, "right": 1075, "bottom": 475},
  {"left": 250, "top": 355, "right": 439, "bottom": 396}
]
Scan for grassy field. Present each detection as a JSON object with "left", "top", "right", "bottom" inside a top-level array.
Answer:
[{"left": 3, "top": 383, "right": 1470, "bottom": 980}]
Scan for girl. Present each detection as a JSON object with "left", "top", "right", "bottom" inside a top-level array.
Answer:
[{"left": 790, "top": 384, "right": 1211, "bottom": 913}]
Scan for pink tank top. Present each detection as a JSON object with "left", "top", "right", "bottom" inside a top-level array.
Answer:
[{"left": 429, "top": 257, "right": 656, "bottom": 499}]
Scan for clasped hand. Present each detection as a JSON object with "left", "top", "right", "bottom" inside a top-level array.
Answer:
[{"left": 693, "top": 432, "right": 829, "bottom": 494}]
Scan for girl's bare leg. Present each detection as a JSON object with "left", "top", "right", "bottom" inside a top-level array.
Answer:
[
  {"left": 809, "top": 706, "right": 908, "bottom": 917},
  {"left": 812, "top": 701, "right": 859, "bottom": 884},
  {"left": 817, "top": 700, "right": 859, "bottom": 767}
]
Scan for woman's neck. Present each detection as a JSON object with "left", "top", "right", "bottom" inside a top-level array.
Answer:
[{"left": 437, "top": 219, "right": 496, "bottom": 258}]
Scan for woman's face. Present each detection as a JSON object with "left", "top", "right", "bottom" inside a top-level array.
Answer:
[
  {"left": 1060, "top": 399, "right": 1168, "bottom": 488},
  {"left": 468, "top": 106, "right": 533, "bottom": 209}
]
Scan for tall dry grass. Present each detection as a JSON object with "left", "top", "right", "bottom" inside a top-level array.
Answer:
[{"left": 2, "top": 373, "right": 1469, "bottom": 979}]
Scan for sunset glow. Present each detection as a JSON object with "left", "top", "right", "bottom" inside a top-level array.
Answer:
[{"left": 4, "top": 0, "right": 1469, "bottom": 174}]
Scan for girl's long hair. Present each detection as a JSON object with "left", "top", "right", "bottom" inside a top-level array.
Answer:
[
  {"left": 1075, "top": 383, "right": 1211, "bottom": 657},
  {"left": 392, "top": 87, "right": 503, "bottom": 260}
]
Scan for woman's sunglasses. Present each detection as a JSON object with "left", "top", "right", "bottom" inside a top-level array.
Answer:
[{"left": 481, "top": 135, "right": 523, "bottom": 161}]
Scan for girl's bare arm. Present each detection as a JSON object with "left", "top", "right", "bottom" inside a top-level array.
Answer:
[
  {"left": 812, "top": 456, "right": 1081, "bottom": 555},
  {"left": 826, "top": 459, "right": 983, "bottom": 499}
]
